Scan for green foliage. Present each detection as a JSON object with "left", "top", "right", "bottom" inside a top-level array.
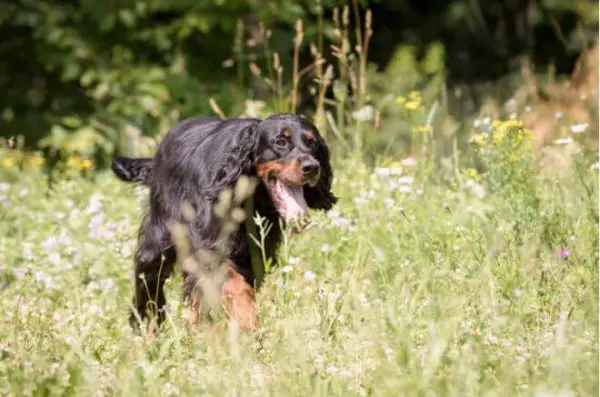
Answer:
[
  {"left": 1, "top": 0, "right": 597, "bottom": 167},
  {"left": 0, "top": 0, "right": 341, "bottom": 165}
]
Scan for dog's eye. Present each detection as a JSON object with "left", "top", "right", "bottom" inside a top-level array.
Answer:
[{"left": 275, "top": 137, "right": 288, "bottom": 147}]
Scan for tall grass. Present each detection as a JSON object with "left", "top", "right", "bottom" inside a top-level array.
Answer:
[{"left": 0, "top": 118, "right": 598, "bottom": 395}]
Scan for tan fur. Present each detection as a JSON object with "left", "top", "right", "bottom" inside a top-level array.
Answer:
[{"left": 256, "top": 159, "right": 303, "bottom": 187}]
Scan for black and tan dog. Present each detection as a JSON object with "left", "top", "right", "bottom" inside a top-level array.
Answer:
[{"left": 111, "top": 113, "right": 337, "bottom": 332}]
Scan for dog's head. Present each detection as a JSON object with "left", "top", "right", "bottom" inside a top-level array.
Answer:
[{"left": 249, "top": 114, "right": 337, "bottom": 223}]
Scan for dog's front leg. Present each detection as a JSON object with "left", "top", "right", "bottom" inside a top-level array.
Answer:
[{"left": 221, "top": 264, "right": 260, "bottom": 331}]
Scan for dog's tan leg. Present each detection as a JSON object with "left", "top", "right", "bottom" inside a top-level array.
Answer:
[
  {"left": 188, "top": 294, "right": 202, "bottom": 334},
  {"left": 221, "top": 265, "right": 260, "bottom": 331}
]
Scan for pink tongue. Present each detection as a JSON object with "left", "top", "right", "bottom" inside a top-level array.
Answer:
[{"left": 277, "top": 180, "right": 309, "bottom": 222}]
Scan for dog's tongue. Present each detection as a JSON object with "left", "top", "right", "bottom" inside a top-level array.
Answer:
[{"left": 277, "top": 180, "right": 309, "bottom": 222}]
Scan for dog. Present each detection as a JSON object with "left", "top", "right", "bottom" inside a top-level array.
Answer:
[{"left": 111, "top": 113, "right": 337, "bottom": 332}]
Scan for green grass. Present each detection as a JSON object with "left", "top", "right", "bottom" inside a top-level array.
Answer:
[{"left": 0, "top": 135, "right": 598, "bottom": 396}]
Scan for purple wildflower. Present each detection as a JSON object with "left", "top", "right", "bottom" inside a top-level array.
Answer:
[{"left": 556, "top": 248, "right": 571, "bottom": 259}]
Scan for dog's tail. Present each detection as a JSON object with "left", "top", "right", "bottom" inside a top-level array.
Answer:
[{"left": 111, "top": 156, "right": 154, "bottom": 185}]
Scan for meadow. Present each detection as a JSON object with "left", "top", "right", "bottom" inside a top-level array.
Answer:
[{"left": 0, "top": 116, "right": 598, "bottom": 396}]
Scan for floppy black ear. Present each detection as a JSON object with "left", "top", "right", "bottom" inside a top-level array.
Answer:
[
  {"left": 213, "top": 123, "right": 260, "bottom": 190},
  {"left": 304, "top": 134, "right": 338, "bottom": 211}
]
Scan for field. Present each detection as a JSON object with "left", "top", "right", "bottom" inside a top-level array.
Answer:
[{"left": 0, "top": 119, "right": 598, "bottom": 397}]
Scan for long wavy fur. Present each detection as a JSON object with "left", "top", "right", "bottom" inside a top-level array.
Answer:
[{"left": 112, "top": 113, "right": 337, "bottom": 331}]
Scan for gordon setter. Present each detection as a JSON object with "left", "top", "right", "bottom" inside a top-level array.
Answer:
[{"left": 111, "top": 113, "right": 337, "bottom": 332}]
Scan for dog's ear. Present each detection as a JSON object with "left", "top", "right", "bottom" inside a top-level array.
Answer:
[
  {"left": 215, "top": 123, "right": 260, "bottom": 189},
  {"left": 304, "top": 133, "right": 337, "bottom": 211}
]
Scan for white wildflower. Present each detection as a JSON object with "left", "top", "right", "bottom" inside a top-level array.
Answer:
[
  {"left": 48, "top": 252, "right": 62, "bottom": 267},
  {"left": 42, "top": 236, "right": 59, "bottom": 251},
  {"left": 384, "top": 198, "right": 394, "bottom": 209},
  {"left": 465, "top": 179, "right": 486, "bottom": 199},
  {"left": 331, "top": 216, "right": 353, "bottom": 230},
  {"left": 12, "top": 268, "right": 28, "bottom": 280},
  {"left": 0, "top": 183, "right": 10, "bottom": 192},
  {"left": 398, "top": 185, "right": 413, "bottom": 193},
  {"left": 86, "top": 193, "right": 102, "bottom": 214},
  {"left": 327, "top": 209, "right": 340, "bottom": 218},
  {"left": 321, "top": 244, "right": 332, "bottom": 253},
  {"left": 101, "top": 278, "right": 116, "bottom": 290},
  {"left": 352, "top": 105, "right": 374, "bottom": 122},
  {"left": 23, "top": 246, "right": 35, "bottom": 260},
  {"left": 570, "top": 123, "right": 588, "bottom": 134},
  {"left": 34, "top": 271, "right": 56, "bottom": 289},
  {"left": 533, "top": 386, "right": 575, "bottom": 397},
  {"left": 251, "top": 364, "right": 265, "bottom": 383},
  {"left": 339, "top": 369, "right": 353, "bottom": 378},
  {"left": 303, "top": 271, "right": 316, "bottom": 281},
  {"left": 57, "top": 234, "right": 72, "bottom": 246},
  {"left": 163, "top": 383, "right": 180, "bottom": 397},
  {"left": 484, "top": 334, "right": 499, "bottom": 345},
  {"left": 353, "top": 196, "right": 369, "bottom": 205},
  {"left": 121, "top": 243, "right": 132, "bottom": 258},
  {"left": 384, "top": 347, "right": 394, "bottom": 360},
  {"left": 281, "top": 265, "right": 293, "bottom": 273},
  {"left": 553, "top": 137, "right": 573, "bottom": 145},
  {"left": 358, "top": 293, "right": 369, "bottom": 307},
  {"left": 374, "top": 167, "right": 402, "bottom": 176},
  {"left": 400, "top": 157, "right": 417, "bottom": 167},
  {"left": 398, "top": 176, "right": 414, "bottom": 185}
]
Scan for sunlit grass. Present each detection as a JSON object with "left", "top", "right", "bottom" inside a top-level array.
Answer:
[{"left": 0, "top": 126, "right": 597, "bottom": 396}]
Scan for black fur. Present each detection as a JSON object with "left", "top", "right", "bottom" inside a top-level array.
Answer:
[
  {"left": 112, "top": 113, "right": 337, "bottom": 329},
  {"left": 111, "top": 156, "right": 153, "bottom": 184}
]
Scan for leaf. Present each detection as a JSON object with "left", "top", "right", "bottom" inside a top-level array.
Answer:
[
  {"left": 66, "top": 126, "right": 100, "bottom": 155},
  {"left": 62, "top": 116, "right": 82, "bottom": 128},
  {"left": 80, "top": 70, "right": 96, "bottom": 87},
  {"left": 118, "top": 9, "right": 136, "bottom": 27}
]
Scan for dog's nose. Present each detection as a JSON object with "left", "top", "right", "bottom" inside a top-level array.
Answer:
[{"left": 301, "top": 162, "right": 320, "bottom": 178}]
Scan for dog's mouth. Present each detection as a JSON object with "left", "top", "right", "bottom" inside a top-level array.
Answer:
[{"left": 266, "top": 178, "right": 309, "bottom": 224}]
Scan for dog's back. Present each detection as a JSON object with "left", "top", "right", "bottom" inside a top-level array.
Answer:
[{"left": 110, "top": 116, "right": 259, "bottom": 186}]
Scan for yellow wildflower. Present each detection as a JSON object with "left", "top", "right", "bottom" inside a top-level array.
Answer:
[
  {"left": 469, "top": 133, "right": 488, "bottom": 147},
  {"left": 29, "top": 155, "right": 45, "bottom": 168},
  {"left": 412, "top": 125, "right": 432, "bottom": 134},
  {"left": 2, "top": 157, "right": 15, "bottom": 168},
  {"left": 490, "top": 119, "right": 532, "bottom": 147},
  {"left": 492, "top": 129, "right": 505, "bottom": 144},
  {"left": 80, "top": 159, "right": 93, "bottom": 170},
  {"left": 397, "top": 91, "right": 422, "bottom": 110},
  {"left": 462, "top": 168, "right": 479, "bottom": 180},
  {"left": 404, "top": 99, "right": 421, "bottom": 110}
]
